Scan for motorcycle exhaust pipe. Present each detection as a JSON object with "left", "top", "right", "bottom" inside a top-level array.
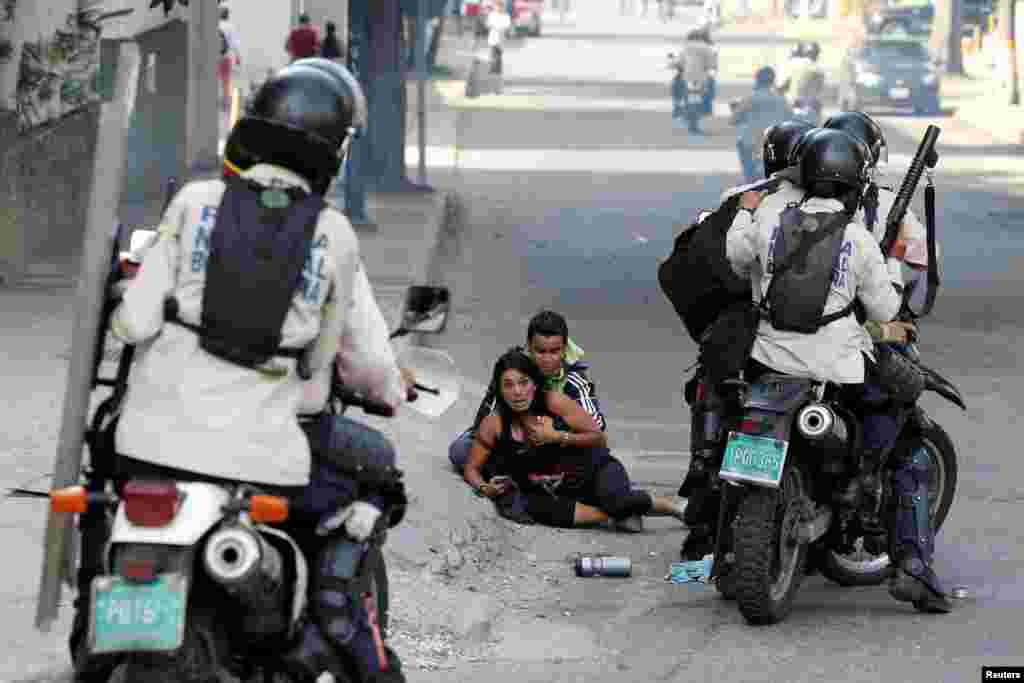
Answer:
[
  {"left": 203, "top": 525, "right": 285, "bottom": 611},
  {"left": 797, "top": 403, "right": 850, "bottom": 472}
]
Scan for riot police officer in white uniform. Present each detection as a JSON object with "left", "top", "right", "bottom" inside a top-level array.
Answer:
[
  {"left": 727, "top": 128, "right": 952, "bottom": 613},
  {"left": 100, "top": 63, "right": 411, "bottom": 681}
]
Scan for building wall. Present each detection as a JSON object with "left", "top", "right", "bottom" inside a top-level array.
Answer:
[{"left": 0, "top": 103, "right": 100, "bottom": 283}]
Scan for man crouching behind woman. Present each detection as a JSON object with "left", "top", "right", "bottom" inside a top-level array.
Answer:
[{"left": 463, "top": 349, "right": 686, "bottom": 532}]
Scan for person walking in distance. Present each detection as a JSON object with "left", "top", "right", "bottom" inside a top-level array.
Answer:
[
  {"left": 286, "top": 13, "right": 322, "bottom": 63},
  {"left": 321, "top": 21, "right": 345, "bottom": 61},
  {"left": 486, "top": 0, "right": 511, "bottom": 89},
  {"left": 218, "top": 6, "right": 242, "bottom": 113}
]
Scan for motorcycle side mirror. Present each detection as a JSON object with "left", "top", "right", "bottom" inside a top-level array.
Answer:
[
  {"left": 120, "top": 228, "right": 159, "bottom": 265},
  {"left": 390, "top": 285, "right": 451, "bottom": 338}
]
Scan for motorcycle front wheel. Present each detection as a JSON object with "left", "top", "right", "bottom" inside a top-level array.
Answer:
[{"left": 732, "top": 464, "right": 809, "bottom": 625}]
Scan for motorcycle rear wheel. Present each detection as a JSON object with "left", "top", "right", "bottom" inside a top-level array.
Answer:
[
  {"left": 732, "top": 465, "right": 809, "bottom": 625},
  {"left": 819, "top": 423, "right": 958, "bottom": 587},
  {"left": 106, "top": 610, "right": 232, "bottom": 683}
]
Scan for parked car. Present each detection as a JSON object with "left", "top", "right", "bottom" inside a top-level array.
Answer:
[
  {"left": 838, "top": 37, "right": 941, "bottom": 114},
  {"left": 865, "top": 0, "right": 993, "bottom": 36}
]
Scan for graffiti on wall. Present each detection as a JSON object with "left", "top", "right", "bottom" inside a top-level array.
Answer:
[
  {"left": 0, "top": 2, "right": 17, "bottom": 63},
  {"left": 14, "top": 8, "right": 104, "bottom": 133}
]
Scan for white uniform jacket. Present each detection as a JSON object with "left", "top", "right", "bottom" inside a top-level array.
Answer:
[
  {"left": 112, "top": 164, "right": 403, "bottom": 486},
  {"left": 726, "top": 195, "right": 901, "bottom": 384}
]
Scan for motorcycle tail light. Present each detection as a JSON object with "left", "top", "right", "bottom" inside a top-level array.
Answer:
[
  {"left": 695, "top": 380, "right": 705, "bottom": 403},
  {"left": 740, "top": 417, "right": 769, "bottom": 434},
  {"left": 120, "top": 558, "right": 157, "bottom": 583},
  {"left": 123, "top": 480, "right": 181, "bottom": 527}
]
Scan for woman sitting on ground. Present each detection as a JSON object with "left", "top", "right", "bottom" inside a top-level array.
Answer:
[{"left": 463, "top": 349, "right": 686, "bottom": 531}]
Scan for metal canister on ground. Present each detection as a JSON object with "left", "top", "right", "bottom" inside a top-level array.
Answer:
[{"left": 575, "top": 555, "right": 632, "bottom": 578}]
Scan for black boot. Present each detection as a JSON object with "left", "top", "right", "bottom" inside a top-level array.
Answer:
[
  {"left": 887, "top": 446, "right": 952, "bottom": 614},
  {"left": 279, "top": 620, "right": 346, "bottom": 682},
  {"left": 679, "top": 488, "right": 719, "bottom": 560},
  {"left": 680, "top": 524, "right": 716, "bottom": 561},
  {"left": 889, "top": 545, "right": 952, "bottom": 613}
]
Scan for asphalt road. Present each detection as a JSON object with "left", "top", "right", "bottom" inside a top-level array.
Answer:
[
  {"left": 9, "top": 2, "right": 1024, "bottom": 681},
  {"left": 413, "top": 3, "right": 1024, "bottom": 680}
]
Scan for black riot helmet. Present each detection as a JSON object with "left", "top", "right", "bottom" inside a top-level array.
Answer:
[
  {"left": 787, "top": 126, "right": 825, "bottom": 167},
  {"left": 290, "top": 58, "right": 368, "bottom": 134},
  {"left": 762, "top": 120, "right": 815, "bottom": 177},
  {"left": 229, "top": 64, "right": 360, "bottom": 195},
  {"left": 823, "top": 110, "right": 887, "bottom": 167},
  {"left": 799, "top": 128, "right": 872, "bottom": 200}
]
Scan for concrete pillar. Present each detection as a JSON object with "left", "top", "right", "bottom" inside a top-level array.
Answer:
[
  {"left": 121, "top": 21, "right": 189, "bottom": 203},
  {"left": 346, "top": 0, "right": 370, "bottom": 223},
  {"left": 187, "top": 0, "right": 220, "bottom": 175},
  {"left": 363, "top": 0, "right": 410, "bottom": 192}
]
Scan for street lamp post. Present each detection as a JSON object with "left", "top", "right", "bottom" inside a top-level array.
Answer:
[{"left": 416, "top": 0, "right": 429, "bottom": 185}]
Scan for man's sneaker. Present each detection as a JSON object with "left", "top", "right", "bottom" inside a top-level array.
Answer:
[{"left": 613, "top": 515, "right": 645, "bottom": 533}]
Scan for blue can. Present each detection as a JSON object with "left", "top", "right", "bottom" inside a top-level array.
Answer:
[{"left": 575, "top": 555, "right": 631, "bottom": 578}]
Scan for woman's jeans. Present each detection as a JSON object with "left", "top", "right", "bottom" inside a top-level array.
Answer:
[
  {"left": 510, "top": 449, "right": 653, "bottom": 528},
  {"left": 449, "top": 429, "right": 474, "bottom": 470}
]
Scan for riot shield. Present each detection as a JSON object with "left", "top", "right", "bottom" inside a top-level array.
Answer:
[{"left": 35, "top": 40, "right": 142, "bottom": 633}]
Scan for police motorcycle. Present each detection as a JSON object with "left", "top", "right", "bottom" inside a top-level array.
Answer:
[
  {"left": 43, "top": 223, "right": 461, "bottom": 682},
  {"left": 667, "top": 126, "right": 963, "bottom": 625}
]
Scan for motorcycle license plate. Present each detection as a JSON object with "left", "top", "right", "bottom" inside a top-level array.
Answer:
[
  {"left": 720, "top": 432, "right": 789, "bottom": 488},
  {"left": 889, "top": 86, "right": 911, "bottom": 99},
  {"left": 89, "top": 574, "right": 187, "bottom": 654}
]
